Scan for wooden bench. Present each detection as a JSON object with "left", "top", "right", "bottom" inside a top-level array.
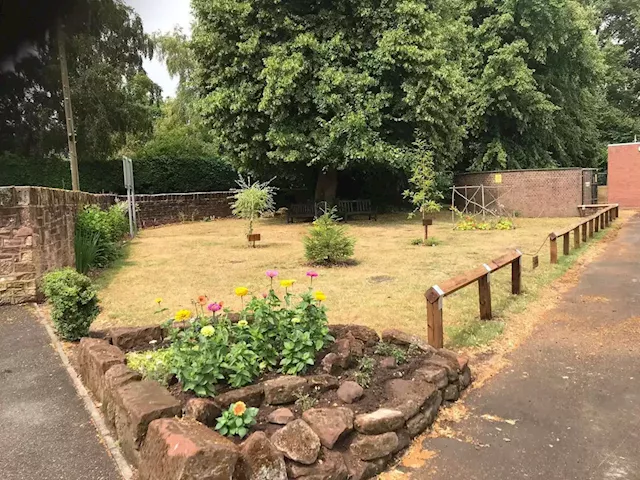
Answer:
[
  {"left": 337, "top": 199, "right": 377, "bottom": 221},
  {"left": 287, "top": 203, "right": 316, "bottom": 223}
]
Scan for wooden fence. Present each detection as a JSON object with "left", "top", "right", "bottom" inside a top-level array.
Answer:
[
  {"left": 424, "top": 250, "right": 523, "bottom": 348},
  {"left": 423, "top": 203, "right": 620, "bottom": 348},
  {"left": 549, "top": 204, "right": 619, "bottom": 264}
]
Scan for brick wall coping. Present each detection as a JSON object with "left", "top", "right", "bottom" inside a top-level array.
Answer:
[{"left": 455, "top": 167, "right": 595, "bottom": 177}]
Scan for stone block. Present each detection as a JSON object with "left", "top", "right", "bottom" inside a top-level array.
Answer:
[
  {"left": 354, "top": 409, "right": 405, "bottom": 435},
  {"left": 349, "top": 432, "right": 398, "bottom": 461},
  {"left": 113, "top": 380, "right": 182, "bottom": 466},
  {"left": 102, "top": 364, "right": 141, "bottom": 427},
  {"left": 271, "top": 419, "right": 321, "bottom": 465},
  {"left": 302, "top": 407, "right": 354, "bottom": 449},
  {"left": 286, "top": 448, "right": 348, "bottom": 480},
  {"left": 236, "top": 431, "right": 287, "bottom": 480},
  {"left": 263, "top": 376, "right": 308, "bottom": 405},
  {"left": 214, "top": 383, "right": 264, "bottom": 409},
  {"left": 78, "top": 338, "right": 125, "bottom": 401},
  {"left": 381, "top": 329, "right": 436, "bottom": 355},
  {"left": 138, "top": 418, "right": 239, "bottom": 480},
  {"left": 109, "top": 325, "right": 163, "bottom": 351},
  {"left": 185, "top": 398, "right": 222, "bottom": 427},
  {"left": 336, "top": 381, "right": 364, "bottom": 404},
  {"left": 328, "top": 325, "right": 380, "bottom": 347}
]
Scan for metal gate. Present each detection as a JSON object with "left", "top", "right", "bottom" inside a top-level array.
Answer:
[{"left": 582, "top": 169, "right": 597, "bottom": 205}]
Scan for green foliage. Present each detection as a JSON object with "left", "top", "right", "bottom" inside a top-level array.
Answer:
[
  {"left": 304, "top": 210, "right": 355, "bottom": 265},
  {"left": 354, "top": 356, "right": 375, "bottom": 389},
  {"left": 75, "top": 204, "right": 129, "bottom": 269},
  {"left": 374, "top": 342, "right": 407, "bottom": 365},
  {"left": 452, "top": 208, "right": 515, "bottom": 231},
  {"left": 191, "top": 0, "right": 468, "bottom": 180},
  {"left": 447, "top": 320, "right": 504, "bottom": 348},
  {"left": 230, "top": 176, "right": 277, "bottom": 236},
  {"left": 126, "top": 349, "right": 174, "bottom": 386},
  {"left": 42, "top": 268, "right": 100, "bottom": 341},
  {"left": 403, "top": 146, "right": 443, "bottom": 219},
  {"left": 215, "top": 402, "right": 259, "bottom": 438},
  {"left": 411, "top": 237, "right": 441, "bottom": 247},
  {"left": 294, "top": 389, "right": 318, "bottom": 412},
  {"left": 165, "top": 285, "right": 333, "bottom": 397}
]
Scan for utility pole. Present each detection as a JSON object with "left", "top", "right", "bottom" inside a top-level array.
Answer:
[{"left": 57, "top": 19, "right": 80, "bottom": 191}]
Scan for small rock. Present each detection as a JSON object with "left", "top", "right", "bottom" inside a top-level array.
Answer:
[
  {"left": 342, "top": 452, "right": 384, "bottom": 480},
  {"left": 459, "top": 365, "right": 472, "bottom": 389},
  {"left": 287, "top": 448, "right": 348, "bottom": 480},
  {"left": 414, "top": 365, "right": 448, "bottom": 389},
  {"left": 423, "top": 356, "right": 459, "bottom": 382},
  {"left": 379, "top": 357, "right": 397, "bottom": 369},
  {"left": 457, "top": 355, "right": 469, "bottom": 370},
  {"left": 215, "top": 383, "right": 264, "bottom": 408},
  {"left": 349, "top": 432, "right": 399, "bottom": 461},
  {"left": 354, "top": 409, "right": 405, "bottom": 435},
  {"left": 109, "top": 325, "right": 163, "bottom": 351},
  {"left": 336, "top": 381, "right": 364, "bottom": 404},
  {"left": 380, "top": 329, "right": 436, "bottom": 356},
  {"left": 268, "top": 408, "right": 295, "bottom": 425},
  {"left": 385, "top": 379, "right": 437, "bottom": 420},
  {"left": 185, "top": 398, "right": 222, "bottom": 427},
  {"left": 334, "top": 338, "right": 353, "bottom": 368},
  {"left": 443, "top": 384, "right": 459, "bottom": 401},
  {"left": 306, "top": 374, "right": 339, "bottom": 393},
  {"left": 322, "top": 353, "right": 343, "bottom": 375},
  {"left": 329, "top": 325, "right": 380, "bottom": 347},
  {"left": 271, "top": 420, "right": 321, "bottom": 465},
  {"left": 394, "top": 429, "right": 412, "bottom": 453},
  {"left": 237, "top": 431, "right": 287, "bottom": 480},
  {"left": 344, "top": 332, "right": 365, "bottom": 357},
  {"left": 405, "top": 391, "right": 442, "bottom": 438},
  {"left": 302, "top": 408, "right": 354, "bottom": 449},
  {"left": 263, "top": 376, "right": 308, "bottom": 405}
]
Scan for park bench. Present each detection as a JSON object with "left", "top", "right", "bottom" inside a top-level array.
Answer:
[
  {"left": 287, "top": 203, "right": 316, "bottom": 223},
  {"left": 337, "top": 199, "right": 377, "bottom": 221}
]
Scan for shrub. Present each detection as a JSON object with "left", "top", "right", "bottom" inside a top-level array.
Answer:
[
  {"left": 410, "top": 237, "right": 441, "bottom": 247},
  {"left": 126, "top": 349, "right": 174, "bottom": 386},
  {"left": 354, "top": 356, "right": 375, "bottom": 388},
  {"left": 374, "top": 342, "right": 407, "bottom": 364},
  {"left": 303, "top": 209, "right": 355, "bottom": 265},
  {"left": 75, "top": 203, "right": 129, "bottom": 269},
  {"left": 42, "top": 268, "right": 100, "bottom": 341}
]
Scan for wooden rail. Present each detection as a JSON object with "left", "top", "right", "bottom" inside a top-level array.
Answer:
[
  {"left": 424, "top": 249, "right": 523, "bottom": 348},
  {"left": 549, "top": 204, "right": 619, "bottom": 264}
]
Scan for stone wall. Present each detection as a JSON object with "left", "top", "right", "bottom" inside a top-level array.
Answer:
[
  {"left": 0, "top": 186, "right": 235, "bottom": 304},
  {"left": 454, "top": 168, "right": 592, "bottom": 217},
  {"left": 0, "top": 187, "right": 114, "bottom": 304},
  {"left": 122, "top": 191, "right": 232, "bottom": 228}
]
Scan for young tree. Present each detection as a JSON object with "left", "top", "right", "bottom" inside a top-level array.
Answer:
[
  {"left": 191, "top": 0, "right": 470, "bottom": 201},
  {"left": 230, "top": 176, "right": 277, "bottom": 242}
]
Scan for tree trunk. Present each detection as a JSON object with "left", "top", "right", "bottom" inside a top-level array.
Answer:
[{"left": 315, "top": 167, "right": 338, "bottom": 203}]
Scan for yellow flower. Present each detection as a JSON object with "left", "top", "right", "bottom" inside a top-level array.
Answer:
[
  {"left": 154, "top": 297, "right": 163, "bottom": 304},
  {"left": 291, "top": 317, "right": 301, "bottom": 324},
  {"left": 201, "top": 325, "right": 215, "bottom": 337},
  {"left": 233, "top": 401, "right": 247, "bottom": 416},
  {"left": 175, "top": 309, "right": 192, "bottom": 322},
  {"left": 238, "top": 320, "right": 248, "bottom": 327},
  {"left": 314, "top": 291, "right": 327, "bottom": 302},
  {"left": 280, "top": 279, "right": 295, "bottom": 288},
  {"left": 234, "top": 287, "right": 249, "bottom": 297}
]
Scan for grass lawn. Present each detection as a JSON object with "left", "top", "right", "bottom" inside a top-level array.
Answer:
[{"left": 94, "top": 212, "right": 603, "bottom": 347}]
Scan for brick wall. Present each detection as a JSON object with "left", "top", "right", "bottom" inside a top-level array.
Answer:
[
  {"left": 608, "top": 143, "right": 640, "bottom": 208},
  {"left": 454, "top": 169, "right": 588, "bottom": 217},
  {"left": 122, "top": 192, "right": 232, "bottom": 227},
  {"left": 0, "top": 187, "right": 114, "bottom": 304}
]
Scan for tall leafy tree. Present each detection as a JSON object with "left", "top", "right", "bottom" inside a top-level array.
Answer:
[
  {"left": 191, "top": 0, "right": 470, "bottom": 200},
  {"left": 464, "top": 0, "right": 605, "bottom": 170},
  {"left": 0, "top": 0, "right": 160, "bottom": 162}
]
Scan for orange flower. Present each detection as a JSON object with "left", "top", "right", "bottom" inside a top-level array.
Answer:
[
  {"left": 198, "top": 295, "right": 208, "bottom": 306},
  {"left": 232, "top": 401, "right": 247, "bottom": 416}
]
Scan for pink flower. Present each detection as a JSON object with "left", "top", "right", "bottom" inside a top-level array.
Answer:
[
  {"left": 266, "top": 270, "right": 279, "bottom": 278},
  {"left": 207, "top": 302, "right": 222, "bottom": 313},
  {"left": 306, "top": 271, "right": 318, "bottom": 278},
  {"left": 262, "top": 292, "right": 268, "bottom": 298}
]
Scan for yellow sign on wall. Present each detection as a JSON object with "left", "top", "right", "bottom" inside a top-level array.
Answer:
[{"left": 494, "top": 173, "right": 502, "bottom": 184}]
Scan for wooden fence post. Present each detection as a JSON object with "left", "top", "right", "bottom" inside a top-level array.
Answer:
[
  {"left": 589, "top": 219, "right": 594, "bottom": 237},
  {"left": 563, "top": 233, "right": 570, "bottom": 256},
  {"left": 512, "top": 256, "right": 522, "bottom": 295},
  {"left": 604, "top": 211, "right": 609, "bottom": 228},
  {"left": 550, "top": 236, "right": 558, "bottom": 264},
  {"left": 478, "top": 265, "right": 492, "bottom": 320},
  {"left": 595, "top": 216, "right": 600, "bottom": 233},
  {"left": 581, "top": 223, "right": 587, "bottom": 243},
  {"left": 573, "top": 227, "right": 580, "bottom": 249},
  {"left": 426, "top": 292, "right": 443, "bottom": 348},
  {"left": 600, "top": 213, "right": 605, "bottom": 230}
]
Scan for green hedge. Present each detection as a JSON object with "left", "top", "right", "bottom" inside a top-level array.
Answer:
[{"left": 0, "top": 151, "right": 237, "bottom": 194}]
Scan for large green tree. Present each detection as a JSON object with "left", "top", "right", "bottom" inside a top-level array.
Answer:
[
  {"left": 191, "top": 0, "right": 470, "bottom": 200},
  {"left": 464, "top": 0, "right": 605, "bottom": 171},
  {"left": 0, "top": 0, "right": 160, "bottom": 162}
]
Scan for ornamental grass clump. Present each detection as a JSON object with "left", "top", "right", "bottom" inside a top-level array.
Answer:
[{"left": 162, "top": 271, "right": 333, "bottom": 397}]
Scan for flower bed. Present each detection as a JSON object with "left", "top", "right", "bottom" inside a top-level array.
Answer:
[{"left": 78, "top": 272, "right": 471, "bottom": 479}]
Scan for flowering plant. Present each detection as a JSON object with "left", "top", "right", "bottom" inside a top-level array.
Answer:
[{"left": 215, "top": 401, "right": 259, "bottom": 438}]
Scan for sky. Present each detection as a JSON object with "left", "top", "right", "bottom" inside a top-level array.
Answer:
[{"left": 125, "top": 0, "right": 193, "bottom": 98}]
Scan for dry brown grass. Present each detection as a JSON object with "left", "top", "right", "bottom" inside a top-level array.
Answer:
[{"left": 94, "top": 212, "right": 584, "bottom": 341}]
